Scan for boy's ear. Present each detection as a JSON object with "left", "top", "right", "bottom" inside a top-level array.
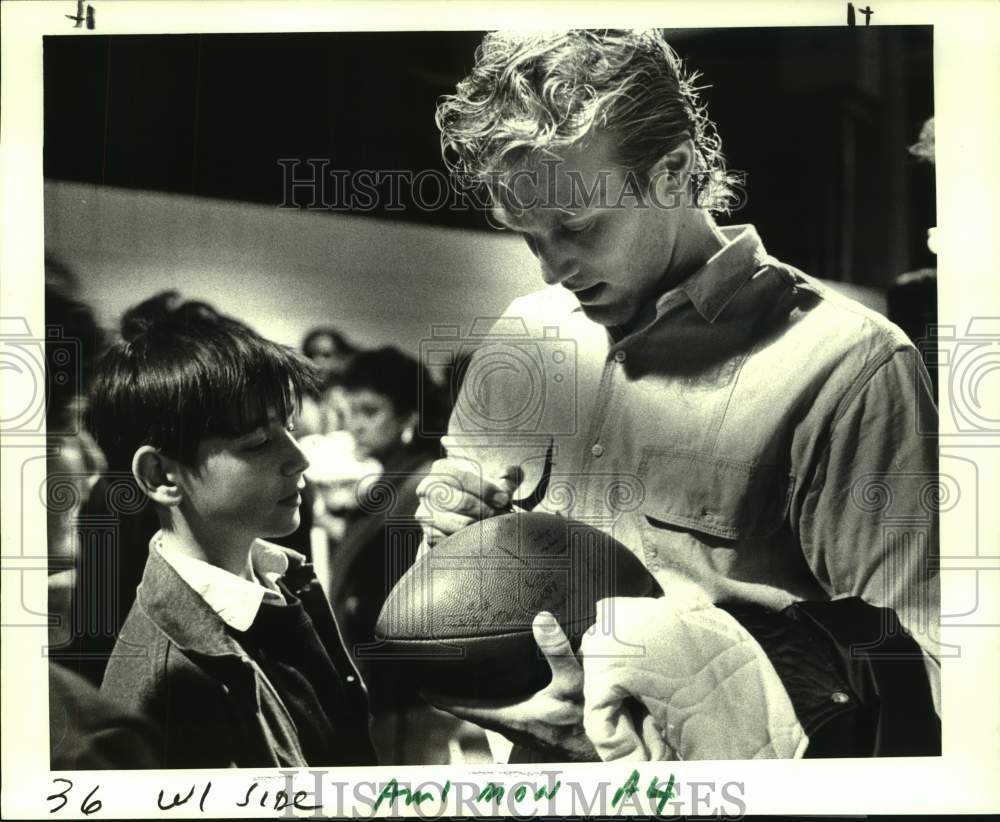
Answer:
[{"left": 132, "top": 446, "right": 184, "bottom": 507}]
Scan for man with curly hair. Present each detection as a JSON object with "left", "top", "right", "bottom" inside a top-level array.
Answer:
[{"left": 417, "top": 30, "right": 940, "bottom": 763}]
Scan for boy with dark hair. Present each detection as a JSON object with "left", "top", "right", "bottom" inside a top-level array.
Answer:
[{"left": 91, "top": 295, "right": 377, "bottom": 768}]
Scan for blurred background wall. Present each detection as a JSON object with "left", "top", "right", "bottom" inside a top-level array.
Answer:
[{"left": 44, "top": 180, "right": 540, "bottom": 350}]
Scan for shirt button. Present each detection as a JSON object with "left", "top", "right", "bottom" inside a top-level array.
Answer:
[
  {"left": 346, "top": 675, "right": 356, "bottom": 683},
  {"left": 830, "top": 691, "right": 851, "bottom": 704},
  {"left": 591, "top": 443, "right": 604, "bottom": 458},
  {"left": 614, "top": 350, "right": 626, "bottom": 363}
]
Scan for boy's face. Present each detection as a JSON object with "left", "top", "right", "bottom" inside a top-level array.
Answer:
[{"left": 177, "top": 413, "right": 310, "bottom": 543}]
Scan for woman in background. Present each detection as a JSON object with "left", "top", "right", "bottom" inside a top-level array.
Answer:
[
  {"left": 326, "top": 346, "right": 463, "bottom": 763},
  {"left": 327, "top": 347, "right": 445, "bottom": 673}
]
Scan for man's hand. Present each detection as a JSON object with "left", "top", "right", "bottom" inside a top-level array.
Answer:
[
  {"left": 415, "top": 457, "right": 519, "bottom": 547},
  {"left": 422, "top": 612, "right": 599, "bottom": 761}
]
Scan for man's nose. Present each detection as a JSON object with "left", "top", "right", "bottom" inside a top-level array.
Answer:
[{"left": 537, "top": 239, "right": 579, "bottom": 286}]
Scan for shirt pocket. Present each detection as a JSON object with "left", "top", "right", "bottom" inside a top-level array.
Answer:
[{"left": 636, "top": 449, "right": 792, "bottom": 541}]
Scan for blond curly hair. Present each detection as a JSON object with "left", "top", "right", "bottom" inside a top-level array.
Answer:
[{"left": 436, "top": 29, "right": 737, "bottom": 214}]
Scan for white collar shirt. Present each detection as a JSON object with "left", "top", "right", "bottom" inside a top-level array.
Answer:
[{"left": 153, "top": 533, "right": 289, "bottom": 632}]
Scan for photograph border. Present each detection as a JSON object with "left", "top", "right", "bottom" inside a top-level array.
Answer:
[{"left": 3, "top": 1, "right": 999, "bottom": 818}]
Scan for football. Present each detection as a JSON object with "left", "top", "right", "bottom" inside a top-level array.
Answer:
[{"left": 372, "top": 511, "right": 661, "bottom": 699}]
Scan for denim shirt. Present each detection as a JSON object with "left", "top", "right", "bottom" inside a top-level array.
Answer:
[{"left": 442, "top": 224, "right": 940, "bottom": 709}]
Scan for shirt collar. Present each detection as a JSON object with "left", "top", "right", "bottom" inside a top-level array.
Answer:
[
  {"left": 153, "top": 532, "right": 289, "bottom": 632},
  {"left": 565, "top": 224, "right": 771, "bottom": 333},
  {"left": 673, "top": 224, "right": 771, "bottom": 324}
]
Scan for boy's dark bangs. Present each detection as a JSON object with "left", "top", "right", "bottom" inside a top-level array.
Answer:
[
  {"left": 91, "top": 315, "right": 319, "bottom": 467},
  {"left": 197, "top": 336, "right": 316, "bottom": 441}
]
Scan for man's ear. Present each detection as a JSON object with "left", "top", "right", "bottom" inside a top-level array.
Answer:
[
  {"left": 649, "top": 138, "right": 697, "bottom": 200},
  {"left": 132, "top": 446, "right": 184, "bottom": 507}
]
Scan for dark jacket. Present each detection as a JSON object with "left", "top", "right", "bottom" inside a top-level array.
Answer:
[
  {"left": 722, "top": 597, "right": 941, "bottom": 758},
  {"left": 50, "top": 662, "right": 164, "bottom": 770},
  {"left": 101, "top": 543, "right": 377, "bottom": 768}
]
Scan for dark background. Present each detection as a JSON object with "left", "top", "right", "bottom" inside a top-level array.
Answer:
[{"left": 44, "top": 27, "right": 935, "bottom": 288}]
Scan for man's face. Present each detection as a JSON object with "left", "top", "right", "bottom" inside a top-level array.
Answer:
[
  {"left": 177, "top": 411, "right": 310, "bottom": 542},
  {"left": 495, "top": 131, "right": 684, "bottom": 329}
]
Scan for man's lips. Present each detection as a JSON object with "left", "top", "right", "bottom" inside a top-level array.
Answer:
[{"left": 571, "top": 283, "right": 606, "bottom": 304}]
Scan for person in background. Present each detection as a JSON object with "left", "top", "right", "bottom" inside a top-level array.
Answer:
[
  {"left": 887, "top": 116, "right": 937, "bottom": 396},
  {"left": 299, "top": 326, "right": 358, "bottom": 436},
  {"left": 328, "top": 346, "right": 446, "bottom": 676},
  {"left": 326, "top": 346, "right": 460, "bottom": 762},
  {"left": 46, "top": 280, "right": 164, "bottom": 769},
  {"left": 281, "top": 327, "right": 360, "bottom": 557}
]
